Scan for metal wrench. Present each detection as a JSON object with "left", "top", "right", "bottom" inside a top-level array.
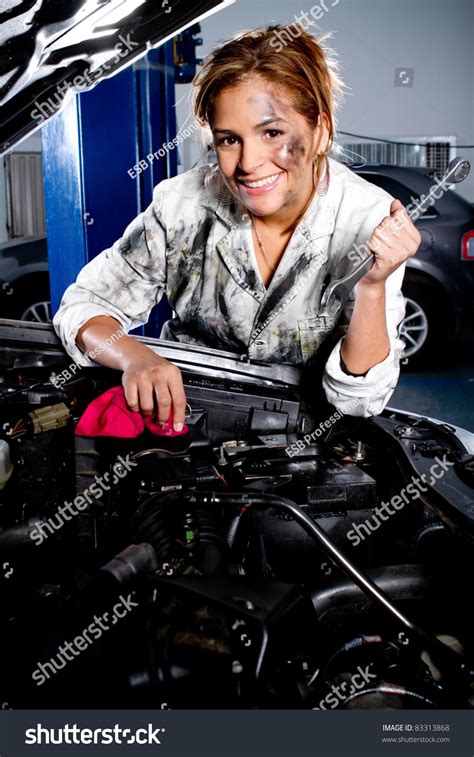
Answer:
[{"left": 319, "top": 156, "right": 471, "bottom": 319}]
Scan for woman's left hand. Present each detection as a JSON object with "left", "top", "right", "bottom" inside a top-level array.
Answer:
[{"left": 360, "top": 199, "right": 421, "bottom": 287}]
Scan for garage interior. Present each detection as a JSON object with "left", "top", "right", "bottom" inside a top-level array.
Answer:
[{"left": 0, "top": 0, "right": 473, "bottom": 717}]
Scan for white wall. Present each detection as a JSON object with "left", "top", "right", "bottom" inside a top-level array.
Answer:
[{"left": 175, "top": 0, "right": 474, "bottom": 201}]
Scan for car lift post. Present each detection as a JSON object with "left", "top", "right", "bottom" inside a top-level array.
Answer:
[{"left": 42, "top": 43, "right": 178, "bottom": 337}]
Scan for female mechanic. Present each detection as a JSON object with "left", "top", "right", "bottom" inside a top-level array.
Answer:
[{"left": 53, "top": 25, "right": 421, "bottom": 433}]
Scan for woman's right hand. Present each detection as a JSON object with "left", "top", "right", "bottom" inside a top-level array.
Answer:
[
  {"left": 76, "top": 316, "right": 187, "bottom": 431},
  {"left": 122, "top": 352, "right": 187, "bottom": 431}
]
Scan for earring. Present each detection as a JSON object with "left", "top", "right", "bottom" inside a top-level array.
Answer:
[
  {"left": 204, "top": 163, "right": 233, "bottom": 205},
  {"left": 313, "top": 156, "right": 330, "bottom": 196}
]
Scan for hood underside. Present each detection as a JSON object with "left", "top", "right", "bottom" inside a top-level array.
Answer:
[{"left": 0, "top": 0, "right": 233, "bottom": 154}]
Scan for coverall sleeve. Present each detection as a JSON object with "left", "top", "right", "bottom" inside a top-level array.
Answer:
[
  {"left": 322, "top": 195, "right": 407, "bottom": 417},
  {"left": 53, "top": 184, "right": 168, "bottom": 367}
]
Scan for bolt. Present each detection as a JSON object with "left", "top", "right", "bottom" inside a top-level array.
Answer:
[
  {"left": 232, "top": 660, "right": 243, "bottom": 675},
  {"left": 354, "top": 441, "right": 365, "bottom": 462}
]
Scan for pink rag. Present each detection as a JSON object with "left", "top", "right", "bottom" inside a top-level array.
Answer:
[{"left": 75, "top": 386, "right": 189, "bottom": 438}]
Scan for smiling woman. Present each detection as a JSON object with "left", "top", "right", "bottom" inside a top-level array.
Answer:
[
  {"left": 53, "top": 24, "right": 421, "bottom": 429},
  {"left": 195, "top": 31, "right": 340, "bottom": 240},
  {"left": 205, "top": 76, "right": 330, "bottom": 286}
]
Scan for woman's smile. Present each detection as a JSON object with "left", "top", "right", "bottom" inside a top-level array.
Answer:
[{"left": 237, "top": 170, "right": 285, "bottom": 194}]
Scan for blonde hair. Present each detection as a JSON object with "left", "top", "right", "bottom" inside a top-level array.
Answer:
[{"left": 192, "top": 24, "right": 345, "bottom": 179}]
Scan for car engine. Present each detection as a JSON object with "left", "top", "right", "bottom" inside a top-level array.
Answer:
[{"left": 0, "top": 321, "right": 473, "bottom": 710}]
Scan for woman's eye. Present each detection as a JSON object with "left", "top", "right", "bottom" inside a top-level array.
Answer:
[
  {"left": 216, "top": 136, "right": 238, "bottom": 146},
  {"left": 215, "top": 130, "right": 284, "bottom": 146},
  {"left": 264, "top": 129, "right": 284, "bottom": 139}
]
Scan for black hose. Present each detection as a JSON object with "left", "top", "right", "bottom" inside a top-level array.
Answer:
[
  {"left": 226, "top": 514, "right": 242, "bottom": 549},
  {"left": 131, "top": 493, "right": 176, "bottom": 559},
  {"left": 0, "top": 382, "right": 66, "bottom": 403},
  {"left": 312, "top": 565, "right": 429, "bottom": 619},
  {"left": 26, "top": 387, "right": 67, "bottom": 403},
  {"left": 100, "top": 543, "right": 157, "bottom": 584},
  {"left": 184, "top": 491, "right": 469, "bottom": 688}
]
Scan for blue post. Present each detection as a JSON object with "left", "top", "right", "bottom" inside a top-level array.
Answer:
[{"left": 42, "top": 42, "right": 177, "bottom": 337}]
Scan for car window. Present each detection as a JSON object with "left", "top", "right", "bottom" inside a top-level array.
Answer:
[{"left": 358, "top": 173, "right": 439, "bottom": 219}]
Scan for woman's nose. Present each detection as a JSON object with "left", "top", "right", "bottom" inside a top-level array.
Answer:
[{"left": 238, "top": 140, "right": 265, "bottom": 175}]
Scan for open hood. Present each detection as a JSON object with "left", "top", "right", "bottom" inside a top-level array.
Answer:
[{"left": 0, "top": 0, "right": 234, "bottom": 155}]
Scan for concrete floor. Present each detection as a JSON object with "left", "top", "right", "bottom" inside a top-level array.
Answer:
[{"left": 391, "top": 362, "right": 474, "bottom": 433}]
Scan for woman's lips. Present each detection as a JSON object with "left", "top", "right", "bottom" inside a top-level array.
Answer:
[{"left": 236, "top": 171, "right": 284, "bottom": 196}]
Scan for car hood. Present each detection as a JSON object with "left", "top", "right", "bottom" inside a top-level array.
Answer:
[{"left": 0, "top": 0, "right": 233, "bottom": 155}]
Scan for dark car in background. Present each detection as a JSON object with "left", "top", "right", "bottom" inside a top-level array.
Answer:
[
  {"left": 354, "top": 163, "right": 474, "bottom": 366},
  {"left": 0, "top": 234, "right": 51, "bottom": 322}
]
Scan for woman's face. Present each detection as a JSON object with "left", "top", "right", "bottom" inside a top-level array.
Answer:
[{"left": 211, "top": 76, "right": 325, "bottom": 221}]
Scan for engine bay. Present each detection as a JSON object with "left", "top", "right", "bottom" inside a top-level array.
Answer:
[{"left": 0, "top": 322, "right": 473, "bottom": 710}]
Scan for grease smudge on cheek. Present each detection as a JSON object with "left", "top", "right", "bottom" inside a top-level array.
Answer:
[
  {"left": 276, "top": 136, "right": 306, "bottom": 169},
  {"left": 272, "top": 135, "right": 308, "bottom": 204}
]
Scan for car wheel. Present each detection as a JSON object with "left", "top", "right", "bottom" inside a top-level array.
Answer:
[
  {"left": 20, "top": 300, "right": 52, "bottom": 323},
  {"left": 399, "top": 280, "right": 447, "bottom": 368},
  {"left": 0, "top": 274, "right": 52, "bottom": 323},
  {"left": 399, "top": 296, "right": 429, "bottom": 358}
]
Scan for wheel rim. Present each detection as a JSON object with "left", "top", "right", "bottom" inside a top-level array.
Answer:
[
  {"left": 399, "top": 297, "right": 429, "bottom": 358},
  {"left": 20, "top": 300, "right": 52, "bottom": 323}
]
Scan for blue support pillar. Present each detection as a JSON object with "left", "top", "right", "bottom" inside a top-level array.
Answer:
[{"left": 42, "top": 42, "right": 177, "bottom": 337}]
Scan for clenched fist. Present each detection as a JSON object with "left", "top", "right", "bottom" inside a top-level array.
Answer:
[{"left": 361, "top": 199, "right": 421, "bottom": 286}]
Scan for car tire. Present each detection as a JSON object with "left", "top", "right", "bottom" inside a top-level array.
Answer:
[
  {"left": 0, "top": 274, "right": 52, "bottom": 323},
  {"left": 399, "top": 279, "right": 450, "bottom": 369}
]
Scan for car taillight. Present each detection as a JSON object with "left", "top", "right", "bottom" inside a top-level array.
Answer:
[{"left": 461, "top": 230, "right": 474, "bottom": 260}]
